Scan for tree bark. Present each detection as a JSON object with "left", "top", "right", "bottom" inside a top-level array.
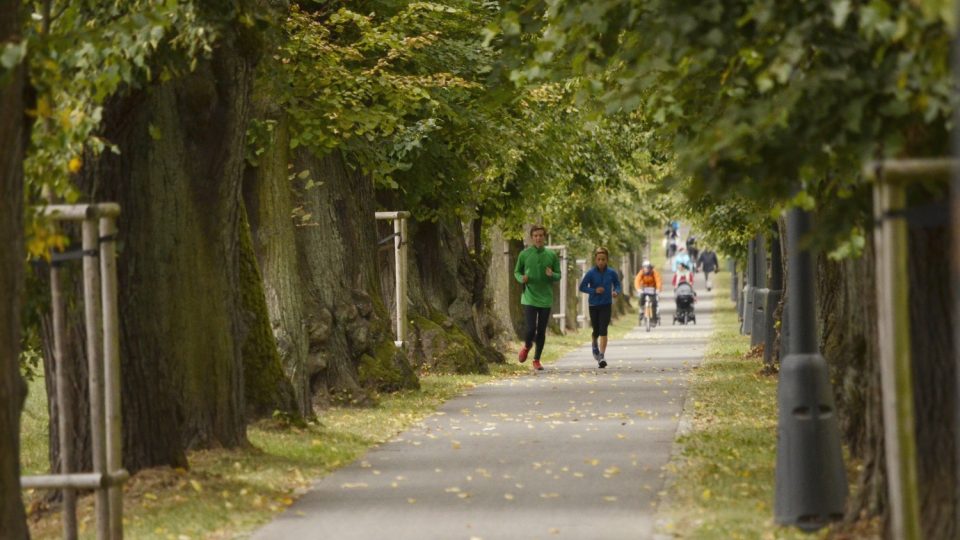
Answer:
[
  {"left": 294, "top": 150, "right": 417, "bottom": 403},
  {"left": 82, "top": 39, "right": 257, "bottom": 470},
  {"left": 0, "top": 0, "right": 30, "bottom": 535},
  {"left": 906, "top": 220, "right": 956, "bottom": 539},
  {"left": 242, "top": 110, "right": 311, "bottom": 417},
  {"left": 488, "top": 227, "right": 524, "bottom": 339},
  {"left": 238, "top": 205, "right": 298, "bottom": 420},
  {"left": 396, "top": 217, "right": 504, "bottom": 373},
  {"left": 817, "top": 242, "right": 886, "bottom": 523}
]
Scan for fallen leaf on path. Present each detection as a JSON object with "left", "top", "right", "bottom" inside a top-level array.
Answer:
[
  {"left": 603, "top": 495, "right": 618, "bottom": 502},
  {"left": 340, "top": 483, "right": 368, "bottom": 489}
]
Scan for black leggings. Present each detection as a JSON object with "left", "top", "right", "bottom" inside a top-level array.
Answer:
[
  {"left": 589, "top": 304, "right": 612, "bottom": 339},
  {"left": 523, "top": 305, "right": 552, "bottom": 360}
]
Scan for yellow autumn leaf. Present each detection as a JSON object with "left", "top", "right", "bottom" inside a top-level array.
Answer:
[
  {"left": 68, "top": 157, "right": 82, "bottom": 173},
  {"left": 189, "top": 480, "right": 202, "bottom": 493}
]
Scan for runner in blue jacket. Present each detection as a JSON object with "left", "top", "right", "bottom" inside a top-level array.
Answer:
[{"left": 578, "top": 247, "right": 622, "bottom": 368}]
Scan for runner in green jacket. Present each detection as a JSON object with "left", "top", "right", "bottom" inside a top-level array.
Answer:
[{"left": 514, "top": 225, "right": 561, "bottom": 370}]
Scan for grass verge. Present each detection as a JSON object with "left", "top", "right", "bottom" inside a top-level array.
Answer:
[
  {"left": 22, "top": 305, "right": 636, "bottom": 539},
  {"left": 656, "top": 272, "right": 827, "bottom": 539}
]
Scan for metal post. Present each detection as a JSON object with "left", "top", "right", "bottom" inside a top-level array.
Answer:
[
  {"left": 82, "top": 220, "right": 109, "bottom": 539},
  {"left": 742, "top": 238, "right": 756, "bottom": 335},
  {"left": 730, "top": 259, "right": 738, "bottom": 303},
  {"left": 774, "top": 208, "right": 847, "bottom": 530},
  {"left": 872, "top": 181, "right": 922, "bottom": 540},
  {"left": 50, "top": 242, "right": 77, "bottom": 540},
  {"left": 375, "top": 211, "right": 411, "bottom": 346},
  {"left": 577, "top": 259, "right": 588, "bottom": 329},
  {"left": 546, "top": 245, "right": 567, "bottom": 332},
  {"left": 99, "top": 215, "right": 124, "bottom": 540}
]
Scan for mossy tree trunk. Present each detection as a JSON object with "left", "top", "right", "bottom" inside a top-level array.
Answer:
[
  {"left": 78, "top": 39, "right": 257, "bottom": 471},
  {"left": 242, "top": 108, "right": 312, "bottom": 417},
  {"left": 238, "top": 205, "right": 298, "bottom": 419},
  {"left": 488, "top": 226, "right": 524, "bottom": 340},
  {"left": 293, "top": 150, "right": 417, "bottom": 403},
  {"left": 385, "top": 215, "right": 503, "bottom": 374},
  {"left": 0, "top": 0, "right": 30, "bottom": 534}
]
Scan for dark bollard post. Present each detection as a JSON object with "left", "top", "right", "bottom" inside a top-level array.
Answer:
[
  {"left": 730, "top": 259, "right": 738, "bottom": 303},
  {"left": 751, "top": 233, "right": 770, "bottom": 347},
  {"left": 742, "top": 238, "right": 756, "bottom": 335},
  {"left": 764, "top": 230, "right": 784, "bottom": 367},
  {"left": 774, "top": 208, "right": 847, "bottom": 529}
]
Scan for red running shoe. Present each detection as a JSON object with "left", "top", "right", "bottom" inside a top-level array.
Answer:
[
  {"left": 532, "top": 359, "right": 544, "bottom": 371},
  {"left": 518, "top": 346, "right": 529, "bottom": 363}
]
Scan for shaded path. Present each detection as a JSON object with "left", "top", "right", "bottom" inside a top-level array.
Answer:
[{"left": 252, "top": 276, "right": 716, "bottom": 540}]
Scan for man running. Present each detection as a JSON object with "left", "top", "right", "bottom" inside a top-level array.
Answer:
[{"left": 514, "top": 225, "right": 561, "bottom": 371}]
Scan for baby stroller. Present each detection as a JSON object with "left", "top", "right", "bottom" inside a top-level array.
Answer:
[{"left": 673, "top": 281, "right": 696, "bottom": 325}]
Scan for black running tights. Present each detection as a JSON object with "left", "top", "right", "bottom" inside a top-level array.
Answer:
[{"left": 523, "top": 305, "right": 552, "bottom": 360}]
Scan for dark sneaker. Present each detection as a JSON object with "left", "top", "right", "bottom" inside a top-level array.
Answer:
[
  {"left": 518, "top": 346, "right": 529, "bottom": 363},
  {"left": 532, "top": 359, "right": 544, "bottom": 371},
  {"left": 598, "top": 359, "right": 607, "bottom": 369}
]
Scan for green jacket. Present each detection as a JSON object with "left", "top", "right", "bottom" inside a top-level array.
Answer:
[{"left": 514, "top": 246, "right": 562, "bottom": 308}]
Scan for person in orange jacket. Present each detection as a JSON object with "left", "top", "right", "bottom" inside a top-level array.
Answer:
[{"left": 634, "top": 260, "right": 662, "bottom": 323}]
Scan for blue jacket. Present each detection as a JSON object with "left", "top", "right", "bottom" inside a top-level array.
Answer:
[{"left": 578, "top": 266, "right": 622, "bottom": 306}]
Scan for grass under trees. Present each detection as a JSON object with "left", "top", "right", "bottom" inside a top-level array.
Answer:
[{"left": 20, "top": 305, "right": 638, "bottom": 539}]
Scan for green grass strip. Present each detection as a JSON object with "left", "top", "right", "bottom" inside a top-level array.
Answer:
[{"left": 657, "top": 274, "right": 825, "bottom": 539}]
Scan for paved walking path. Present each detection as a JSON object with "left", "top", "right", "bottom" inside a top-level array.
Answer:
[{"left": 252, "top": 275, "right": 716, "bottom": 540}]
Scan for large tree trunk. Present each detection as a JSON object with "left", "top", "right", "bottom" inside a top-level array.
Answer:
[
  {"left": 907, "top": 220, "right": 956, "bottom": 539},
  {"left": 294, "top": 150, "right": 417, "bottom": 404},
  {"left": 395, "top": 217, "right": 504, "bottom": 374},
  {"left": 488, "top": 226, "right": 524, "bottom": 339},
  {"left": 243, "top": 110, "right": 311, "bottom": 417},
  {"left": 238, "top": 206, "right": 298, "bottom": 420},
  {"left": 81, "top": 39, "right": 257, "bottom": 471},
  {"left": 0, "top": 0, "right": 30, "bottom": 535},
  {"left": 817, "top": 242, "right": 886, "bottom": 524}
]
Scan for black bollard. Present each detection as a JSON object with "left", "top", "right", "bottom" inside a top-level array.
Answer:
[
  {"left": 774, "top": 208, "right": 847, "bottom": 530},
  {"left": 730, "top": 259, "right": 739, "bottom": 304},
  {"left": 742, "top": 239, "right": 756, "bottom": 335},
  {"left": 764, "top": 230, "right": 784, "bottom": 367}
]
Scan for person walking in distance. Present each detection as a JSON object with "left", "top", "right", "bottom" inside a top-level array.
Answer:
[
  {"left": 578, "top": 247, "right": 622, "bottom": 368},
  {"left": 697, "top": 247, "right": 719, "bottom": 291},
  {"left": 514, "top": 225, "right": 561, "bottom": 371}
]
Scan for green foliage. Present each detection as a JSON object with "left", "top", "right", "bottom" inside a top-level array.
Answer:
[
  {"left": 256, "top": 1, "right": 662, "bottom": 246},
  {"left": 493, "top": 0, "right": 955, "bottom": 253},
  {"left": 22, "top": 0, "right": 224, "bottom": 202}
]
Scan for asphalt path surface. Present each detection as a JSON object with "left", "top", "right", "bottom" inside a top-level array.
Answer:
[{"left": 252, "top": 271, "right": 715, "bottom": 540}]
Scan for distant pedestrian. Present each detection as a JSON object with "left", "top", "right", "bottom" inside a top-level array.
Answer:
[
  {"left": 514, "top": 225, "right": 561, "bottom": 371},
  {"left": 697, "top": 248, "right": 719, "bottom": 291},
  {"left": 672, "top": 246, "right": 693, "bottom": 273},
  {"left": 578, "top": 247, "right": 622, "bottom": 369}
]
